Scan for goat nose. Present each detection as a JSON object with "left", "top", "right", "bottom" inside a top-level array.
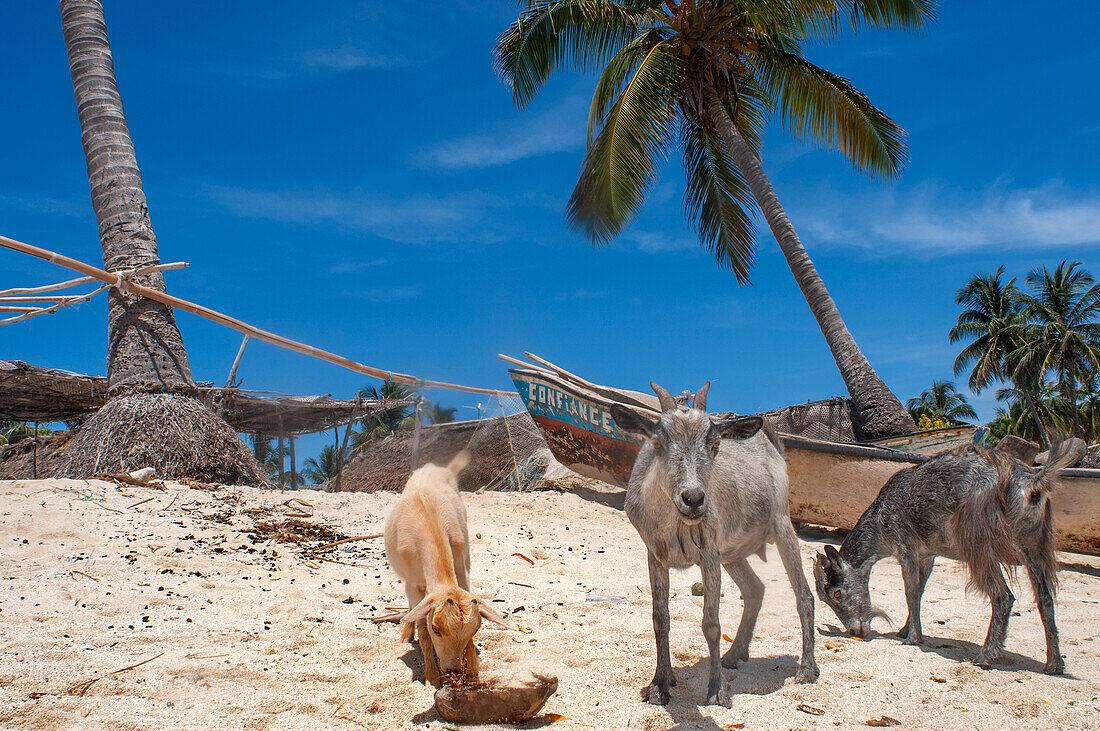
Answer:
[{"left": 682, "top": 488, "right": 705, "bottom": 508}]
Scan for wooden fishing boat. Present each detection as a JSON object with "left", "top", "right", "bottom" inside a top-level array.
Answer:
[{"left": 501, "top": 353, "right": 1100, "bottom": 557}]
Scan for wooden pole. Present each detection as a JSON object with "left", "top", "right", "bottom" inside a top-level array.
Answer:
[
  {"left": 411, "top": 395, "right": 424, "bottom": 470},
  {"left": 32, "top": 422, "right": 38, "bottom": 480},
  {"left": 289, "top": 435, "right": 298, "bottom": 490},
  {"left": 0, "top": 234, "right": 514, "bottom": 396},
  {"left": 224, "top": 335, "right": 250, "bottom": 388},
  {"left": 334, "top": 396, "right": 361, "bottom": 493},
  {"left": 277, "top": 417, "right": 286, "bottom": 491}
]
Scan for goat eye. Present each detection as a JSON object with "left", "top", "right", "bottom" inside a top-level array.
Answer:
[
  {"left": 712, "top": 438, "right": 721, "bottom": 450},
  {"left": 651, "top": 438, "right": 662, "bottom": 450},
  {"left": 833, "top": 590, "right": 842, "bottom": 600}
]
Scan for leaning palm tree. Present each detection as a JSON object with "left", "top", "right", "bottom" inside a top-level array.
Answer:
[
  {"left": 57, "top": 0, "right": 263, "bottom": 482},
  {"left": 905, "top": 380, "right": 977, "bottom": 424},
  {"left": 1013, "top": 260, "right": 1100, "bottom": 439},
  {"left": 950, "top": 267, "right": 1051, "bottom": 447},
  {"left": 303, "top": 445, "right": 342, "bottom": 484},
  {"left": 495, "top": 0, "right": 932, "bottom": 439}
]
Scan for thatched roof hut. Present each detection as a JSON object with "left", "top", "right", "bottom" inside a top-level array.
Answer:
[{"left": 333, "top": 412, "right": 548, "bottom": 493}]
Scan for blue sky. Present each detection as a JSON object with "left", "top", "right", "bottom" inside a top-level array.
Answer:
[{"left": 3, "top": 2, "right": 1099, "bottom": 464}]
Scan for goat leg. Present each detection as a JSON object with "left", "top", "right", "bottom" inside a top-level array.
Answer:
[
  {"left": 643, "top": 551, "right": 675, "bottom": 705},
  {"left": 897, "top": 552, "right": 931, "bottom": 645},
  {"left": 1025, "top": 556, "right": 1063, "bottom": 674},
  {"left": 774, "top": 514, "right": 819, "bottom": 683},
  {"left": 701, "top": 551, "right": 726, "bottom": 706},
  {"left": 722, "top": 558, "right": 764, "bottom": 669},
  {"left": 975, "top": 568, "right": 1014, "bottom": 669}
]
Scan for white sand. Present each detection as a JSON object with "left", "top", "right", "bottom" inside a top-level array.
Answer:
[{"left": 1, "top": 478, "right": 1098, "bottom": 730}]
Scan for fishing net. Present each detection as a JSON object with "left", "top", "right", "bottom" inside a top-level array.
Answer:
[
  {"left": 756, "top": 397, "right": 857, "bottom": 444},
  {"left": 331, "top": 393, "right": 580, "bottom": 494}
]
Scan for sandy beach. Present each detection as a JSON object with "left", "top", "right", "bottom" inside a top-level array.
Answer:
[{"left": 1, "top": 477, "right": 1098, "bottom": 730}]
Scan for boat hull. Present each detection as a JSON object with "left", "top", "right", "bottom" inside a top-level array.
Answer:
[{"left": 510, "top": 368, "right": 1100, "bottom": 557}]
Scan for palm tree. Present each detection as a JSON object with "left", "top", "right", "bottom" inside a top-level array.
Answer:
[
  {"left": 303, "top": 445, "right": 342, "bottom": 484},
  {"left": 352, "top": 381, "right": 415, "bottom": 452},
  {"left": 950, "top": 267, "right": 1051, "bottom": 447},
  {"left": 494, "top": 0, "right": 932, "bottom": 439},
  {"left": 1013, "top": 260, "right": 1100, "bottom": 439},
  {"left": 993, "top": 378, "right": 1065, "bottom": 446},
  {"left": 906, "top": 380, "right": 977, "bottom": 424},
  {"left": 58, "top": 0, "right": 262, "bottom": 482},
  {"left": 250, "top": 434, "right": 283, "bottom": 478},
  {"left": 425, "top": 403, "right": 458, "bottom": 424},
  {"left": 1076, "top": 372, "right": 1100, "bottom": 444}
]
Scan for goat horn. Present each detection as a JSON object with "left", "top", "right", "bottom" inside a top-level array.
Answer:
[
  {"left": 693, "top": 381, "right": 711, "bottom": 411},
  {"left": 650, "top": 381, "right": 676, "bottom": 412}
]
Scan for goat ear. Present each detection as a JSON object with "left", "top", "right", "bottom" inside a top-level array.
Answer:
[
  {"left": 716, "top": 415, "right": 763, "bottom": 440},
  {"left": 823, "top": 544, "right": 842, "bottom": 564},
  {"left": 400, "top": 596, "right": 434, "bottom": 625},
  {"left": 610, "top": 404, "right": 657, "bottom": 438},
  {"left": 476, "top": 600, "right": 515, "bottom": 630}
]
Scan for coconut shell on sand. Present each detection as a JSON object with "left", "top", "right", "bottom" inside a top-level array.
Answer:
[{"left": 435, "top": 671, "right": 558, "bottom": 724}]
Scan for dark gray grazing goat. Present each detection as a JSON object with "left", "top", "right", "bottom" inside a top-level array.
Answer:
[
  {"left": 611, "top": 382, "right": 817, "bottom": 707},
  {"left": 814, "top": 442, "right": 1075, "bottom": 674}
]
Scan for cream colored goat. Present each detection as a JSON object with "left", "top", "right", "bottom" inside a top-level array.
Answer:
[{"left": 384, "top": 450, "right": 510, "bottom": 684}]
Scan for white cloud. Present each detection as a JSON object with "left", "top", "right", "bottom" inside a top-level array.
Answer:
[
  {"left": 622, "top": 230, "right": 697, "bottom": 253},
  {"left": 346, "top": 284, "right": 424, "bottom": 302},
  {"left": 416, "top": 100, "right": 585, "bottom": 170},
  {"left": 302, "top": 46, "right": 399, "bottom": 70},
  {"left": 791, "top": 180, "right": 1100, "bottom": 254},
  {"left": 205, "top": 185, "right": 510, "bottom": 245},
  {"left": 329, "top": 258, "right": 396, "bottom": 274},
  {"left": 0, "top": 194, "right": 86, "bottom": 217}
]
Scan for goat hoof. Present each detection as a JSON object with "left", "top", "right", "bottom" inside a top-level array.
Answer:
[
  {"left": 642, "top": 683, "right": 671, "bottom": 705},
  {"left": 704, "top": 692, "right": 725, "bottom": 707},
  {"left": 1044, "top": 660, "right": 1065, "bottom": 675},
  {"left": 794, "top": 663, "right": 819, "bottom": 684},
  {"left": 974, "top": 651, "right": 1002, "bottom": 669},
  {"left": 902, "top": 634, "right": 923, "bottom": 646},
  {"left": 722, "top": 648, "right": 748, "bottom": 669}
]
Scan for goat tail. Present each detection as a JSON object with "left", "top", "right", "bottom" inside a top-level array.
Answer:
[
  {"left": 1035, "top": 439, "right": 1075, "bottom": 495},
  {"left": 447, "top": 449, "right": 472, "bottom": 475}
]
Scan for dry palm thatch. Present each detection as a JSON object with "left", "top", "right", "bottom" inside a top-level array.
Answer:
[{"left": 57, "top": 393, "right": 267, "bottom": 485}]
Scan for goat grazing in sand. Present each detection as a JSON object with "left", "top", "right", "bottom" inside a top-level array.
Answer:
[
  {"left": 814, "top": 442, "right": 1075, "bottom": 674},
  {"left": 384, "top": 451, "right": 510, "bottom": 685},
  {"left": 611, "top": 382, "right": 817, "bottom": 707}
]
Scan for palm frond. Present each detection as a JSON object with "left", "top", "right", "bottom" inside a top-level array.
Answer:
[
  {"left": 680, "top": 120, "right": 758, "bottom": 283},
  {"left": 568, "top": 39, "right": 680, "bottom": 243},
  {"left": 754, "top": 49, "right": 907, "bottom": 179},
  {"left": 494, "top": 0, "right": 660, "bottom": 108}
]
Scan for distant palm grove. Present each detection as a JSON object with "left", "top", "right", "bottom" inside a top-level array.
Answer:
[{"left": 910, "top": 259, "right": 1100, "bottom": 448}]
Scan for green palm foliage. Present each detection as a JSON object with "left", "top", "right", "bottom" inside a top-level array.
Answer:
[
  {"left": 1012, "top": 260, "right": 1100, "bottom": 439},
  {"left": 993, "top": 379, "right": 1065, "bottom": 445},
  {"left": 352, "top": 381, "right": 416, "bottom": 452},
  {"left": 250, "top": 434, "right": 283, "bottom": 478},
  {"left": 425, "top": 404, "right": 458, "bottom": 425},
  {"left": 496, "top": 0, "right": 928, "bottom": 277},
  {"left": 495, "top": 0, "right": 933, "bottom": 439},
  {"left": 949, "top": 267, "right": 1051, "bottom": 446},
  {"left": 906, "top": 380, "right": 977, "bottom": 424},
  {"left": 304, "top": 445, "right": 342, "bottom": 484}
]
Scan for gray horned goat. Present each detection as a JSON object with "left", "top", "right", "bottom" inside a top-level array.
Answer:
[
  {"left": 611, "top": 382, "right": 817, "bottom": 707},
  {"left": 814, "top": 443, "right": 1075, "bottom": 674}
]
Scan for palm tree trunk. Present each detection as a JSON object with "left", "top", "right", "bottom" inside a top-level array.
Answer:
[
  {"left": 56, "top": 0, "right": 264, "bottom": 485},
  {"left": 1018, "top": 383, "right": 1052, "bottom": 449},
  {"left": 1064, "top": 362, "right": 1081, "bottom": 439},
  {"left": 61, "top": 0, "right": 193, "bottom": 397},
  {"left": 701, "top": 84, "right": 915, "bottom": 440}
]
